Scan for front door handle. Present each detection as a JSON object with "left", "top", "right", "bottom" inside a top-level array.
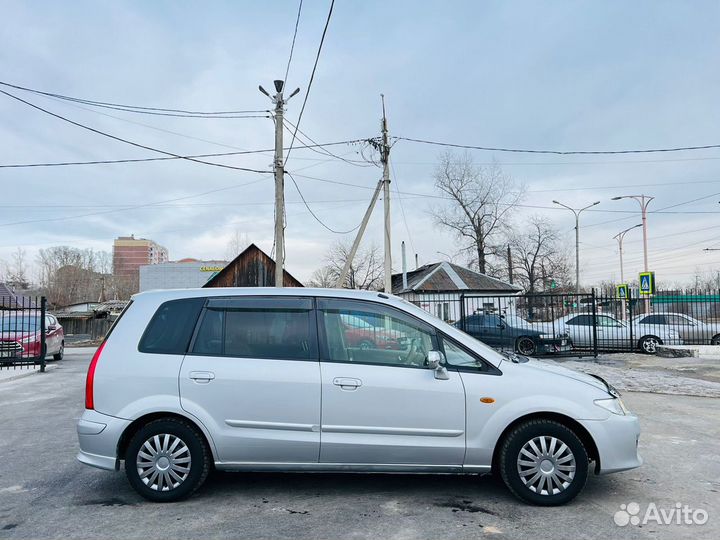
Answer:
[
  {"left": 333, "top": 377, "right": 362, "bottom": 390},
  {"left": 189, "top": 371, "right": 215, "bottom": 383}
]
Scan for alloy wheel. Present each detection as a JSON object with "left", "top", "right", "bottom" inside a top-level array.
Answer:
[{"left": 516, "top": 435, "right": 576, "bottom": 496}]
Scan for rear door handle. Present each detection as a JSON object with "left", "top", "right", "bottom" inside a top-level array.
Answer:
[
  {"left": 189, "top": 371, "right": 215, "bottom": 383},
  {"left": 333, "top": 377, "right": 362, "bottom": 390}
]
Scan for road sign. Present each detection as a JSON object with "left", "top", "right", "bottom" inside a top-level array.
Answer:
[
  {"left": 616, "top": 284, "right": 629, "bottom": 299},
  {"left": 639, "top": 271, "right": 655, "bottom": 296}
]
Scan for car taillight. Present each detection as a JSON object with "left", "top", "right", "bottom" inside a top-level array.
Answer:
[{"left": 85, "top": 341, "right": 106, "bottom": 410}]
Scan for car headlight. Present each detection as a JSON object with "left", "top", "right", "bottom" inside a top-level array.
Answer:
[
  {"left": 19, "top": 334, "right": 39, "bottom": 344},
  {"left": 594, "top": 397, "right": 629, "bottom": 416}
]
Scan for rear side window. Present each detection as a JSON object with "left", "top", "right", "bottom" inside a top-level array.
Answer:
[
  {"left": 190, "top": 297, "right": 317, "bottom": 361},
  {"left": 138, "top": 298, "right": 205, "bottom": 354}
]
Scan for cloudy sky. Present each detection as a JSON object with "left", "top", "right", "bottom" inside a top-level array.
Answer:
[{"left": 2, "top": 0, "right": 720, "bottom": 287}]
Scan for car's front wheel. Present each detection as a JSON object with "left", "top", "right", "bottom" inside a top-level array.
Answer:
[
  {"left": 499, "top": 419, "right": 589, "bottom": 506},
  {"left": 53, "top": 342, "right": 64, "bottom": 361},
  {"left": 639, "top": 335, "right": 661, "bottom": 354},
  {"left": 515, "top": 336, "right": 537, "bottom": 356},
  {"left": 125, "top": 418, "right": 210, "bottom": 502}
]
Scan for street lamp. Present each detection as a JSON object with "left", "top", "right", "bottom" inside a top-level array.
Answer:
[
  {"left": 611, "top": 195, "right": 654, "bottom": 273},
  {"left": 613, "top": 224, "right": 643, "bottom": 284},
  {"left": 552, "top": 200, "right": 601, "bottom": 295}
]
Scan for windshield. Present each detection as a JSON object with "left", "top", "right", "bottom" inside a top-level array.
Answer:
[{"left": 0, "top": 316, "right": 40, "bottom": 332}]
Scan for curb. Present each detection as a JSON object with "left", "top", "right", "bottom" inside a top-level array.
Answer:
[{"left": 0, "top": 364, "right": 57, "bottom": 384}]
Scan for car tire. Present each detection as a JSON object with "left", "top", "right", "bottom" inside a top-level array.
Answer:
[
  {"left": 499, "top": 419, "right": 589, "bottom": 506},
  {"left": 515, "top": 336, "right": 537, "bottom": 356},
  {"left": 125, "top": 418, "right": 210, "bottom": 502},
  {"left": 53, "top": 343, "right": 64, "bottom": 361},
  {"left": 638, "top": 335, "right": 662, "bottom": 354},
  {"left": 359, "top": 340, "right": 374, "bottom": 351},
  {"left": 711, "top": 335, "right": 720, "bottom": 345}
]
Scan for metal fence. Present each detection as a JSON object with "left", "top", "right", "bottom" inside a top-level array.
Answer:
[
  {"left": 408, "top": 289, "right": 720, "bottom": 356},
  {"left": 0, "top": 295, "right": 47, "bottom": 371}
]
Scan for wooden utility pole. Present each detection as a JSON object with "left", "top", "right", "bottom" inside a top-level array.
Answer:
[{"left": 381, "top": 95, "right": 391, "bottom": 293}]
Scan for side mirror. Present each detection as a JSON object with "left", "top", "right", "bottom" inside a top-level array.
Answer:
[
  {"left": 427, "top": 350, "right": 449, "bottom": 380},
  {"left": 47, "top": 324, "right": 57, "bottom": 333}
]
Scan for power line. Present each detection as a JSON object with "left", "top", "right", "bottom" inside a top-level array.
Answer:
[
  {"left": 394, "top": 136, "right": 720, "bottom": 155},
  {"left": 0, "top": 80, "right": 267, "bottom": 117},
  {"left": 284, "top": 0, "right": 304, "bottom": 84},
  {"left": 285, "top": 0, "right": 335, "bottom": 164},
  {"left": 390, "top": 158, "right": 416, "bottom": 256},
  {"left": 0, "top": 89, "right": 270, "bottom": 174},
  {"left": 283, "top": 117, "right": 373, "bottom": 167},
  {"left": 285, "top": 171, "right": 360, "bottom": 234}
]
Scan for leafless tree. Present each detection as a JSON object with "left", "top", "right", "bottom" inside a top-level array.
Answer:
[
  {"left": 4, "top": 247, "right": 30, "bottom": 289},
  {"left": 320, "top": 240, "right": 384, "bottom": 290},
  {"left": 225, "top": 230, "right": 249, "bottom": 261},
  {"left": 431, "top": 152, "right": 524, "bottom": 274},
  {"left": 509, "top": 216, "right": 571, "bottom": 293},
  {"left": 306, "top": 266, "right": 335, "bottom": 288},
  {"left": 36, "top": 246, "right": 113, "bottom": 306}
]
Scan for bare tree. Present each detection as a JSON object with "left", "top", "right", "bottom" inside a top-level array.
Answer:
[
  {"left": 36, "top": 246, "right": 113, "bottom": 306},
  {"left": 431, "top": 152, "right": 523, "bottom": 274},
  {"left": 225, "top": 230, "right": 249, "bottom": 261},
  {"left": 306, "top": 266, "right": 335, "bottom": 288},
  {"left": 4, "top": 247, "right": 30, "bottom": 289},
  {"left": 320, "top": 240, "right": 384, "bottom": 290},
  {"left": 509, "top": 216, "right": 571, "bottom": 293}
]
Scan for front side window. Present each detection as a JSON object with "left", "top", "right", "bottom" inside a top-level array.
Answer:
[
  {"left": 191, "top": 297, "right": 316, "bottom": 360},
  {"left": 566, "top": 315, "right": 591, "bottom": 326},
  {"left": 319, "top": 298, "right": 436, "bottom": 368},
  {"left": 442, "top": 337, "right": 485, "bottom": 370}
]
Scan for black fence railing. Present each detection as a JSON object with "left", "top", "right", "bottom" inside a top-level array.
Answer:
[
  {"left": 407, "top": 289, "right": 720, "bottom": 356},
  {"left": 0, "top": 294, "right": 47, "bottom": 371}
]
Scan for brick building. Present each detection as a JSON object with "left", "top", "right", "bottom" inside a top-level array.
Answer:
[{"left": 112, "top": 235, "right": 168, "bottom": 296}]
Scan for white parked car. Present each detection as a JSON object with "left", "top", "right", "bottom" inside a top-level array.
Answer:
[
  {"left": 543, "top": 313, "right": 682, "bottom": 353},
  {"left": 77, "top": 288, "right": 641, "bottom": 505},
  {"left": 632, "top": 312, "right": 720, "bottom": 345}
]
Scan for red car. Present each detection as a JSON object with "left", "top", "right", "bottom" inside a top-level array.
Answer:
[
  {"left": 340, "top": 313, "right": 408, "bottom": 351},
  {"left": 0, "top": 312, "right": 64, "bottom": 361}
]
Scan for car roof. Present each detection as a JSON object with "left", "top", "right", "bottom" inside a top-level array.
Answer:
[{"left": 133, "top": 287, "right": 394, "bottom": 303}]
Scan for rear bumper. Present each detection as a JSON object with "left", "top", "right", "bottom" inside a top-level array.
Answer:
[
  {"left": 580, "top": 413, "right": 642, "bottom": 474},
  {"left": 76, "top": 409, "right": 130, "bottom": 471}
]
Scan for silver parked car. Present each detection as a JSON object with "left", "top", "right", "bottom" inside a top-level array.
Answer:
[
  {"left": 633, "top": 312, "right": 720, "bottom": 345},
  {"left": 544, "top": 313, "right": 682, "bottom": 353},
  {"left": 77, "top": 288, "right": 641, "bottom": 505}
]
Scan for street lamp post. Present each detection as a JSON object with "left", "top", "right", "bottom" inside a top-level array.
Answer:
[
  {"left": 552, "top": 200, "right": 601, "bottom": 295},
  {"left": 613, "top": 224, "right": 642, "bottom": 320},
  {"left": 612, "top": 195, "right": 654, "bottom": 312}
]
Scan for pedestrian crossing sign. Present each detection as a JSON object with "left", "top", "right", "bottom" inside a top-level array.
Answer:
[
  {"left": 639, "top": 271, "right": 655, "bottom": 296},
  {"left": 616, "top": 284, "right": 629, "bottom": 299}
]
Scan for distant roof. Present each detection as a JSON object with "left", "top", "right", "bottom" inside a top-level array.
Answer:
[
  {"left": 0, "top": 283, "right": 39, "bottom": 309},
  {"left": 203, "top": 243, "right": 302, "bottom": 288},
  {"left": 391, "top": 262, "right": 521, "bottom": 294}
]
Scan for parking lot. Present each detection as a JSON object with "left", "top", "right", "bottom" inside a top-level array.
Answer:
[{"left": 0, "top": 348, "right": 718, "bottom": 540}]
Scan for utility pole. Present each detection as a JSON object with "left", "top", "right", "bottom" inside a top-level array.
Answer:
[
  {"left": 553, "top": 200, "right": 600, "bottom": 295},
  {"left": 381, "top": 95, "right": 392, "bottom": 293},
  {"left": 259, "top": 80, "right": 299, "bottom": 287},
  {"left": 507, "top": 244, "right": 513, "bottom": 285},
  {"left": 336, "top": 179, "right": 384, "bottom": 287}
]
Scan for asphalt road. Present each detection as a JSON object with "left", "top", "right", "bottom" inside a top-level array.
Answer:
[{"left": 0, "top": 348, "right": 718, "bottom": 540}]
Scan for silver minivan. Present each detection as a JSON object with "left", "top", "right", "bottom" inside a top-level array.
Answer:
[{"left": 77, "top": 288, "right": 641, "bottom": 505}]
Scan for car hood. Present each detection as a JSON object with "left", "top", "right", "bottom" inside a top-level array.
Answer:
[
  {"left": 0, "top": 330, "right": 38, "bottom": 340},
  {"left": 516, "top": 357, "right": 609, "bottom": 393}
]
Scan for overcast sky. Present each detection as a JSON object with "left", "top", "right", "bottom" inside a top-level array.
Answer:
[{"left": 2, "top": 0, "right": 720, "bottom": 287}]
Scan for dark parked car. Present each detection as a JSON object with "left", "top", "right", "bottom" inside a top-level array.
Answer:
[{"left": 454, "top": 313, "right": 570, "bottom": 356}]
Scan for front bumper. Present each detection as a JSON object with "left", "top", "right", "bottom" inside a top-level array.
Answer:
[
  {"left": 76, "top": 409, "right": 131, "bottom": 471},
  {"left": 538, "top": 338, "right": 572, "bottom": 354},
  {"left": 580, "top": 413, "right": 642, "bottom": 474}
]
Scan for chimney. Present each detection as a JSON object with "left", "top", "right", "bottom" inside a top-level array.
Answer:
[{"left": 401, "top": 241, "right": 408, "bottom": 291}]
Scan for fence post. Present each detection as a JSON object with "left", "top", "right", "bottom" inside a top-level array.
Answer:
[
  {"left": 40, "top": 296, "right": 46, "bottom": 373},
  {"left": 459, "top": 293, "right": 466, "bottom": 332},
  {"left": 591, "top": 289, "right": 598, "bottom": 358},
  {"left": 628, "top": 288, "right": 634, "bottom": 352}
]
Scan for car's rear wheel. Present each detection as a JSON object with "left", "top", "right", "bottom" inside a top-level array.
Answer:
[
  {"left": 711, "top": 334, "right": 720, "bottom": 345},
  {"left": 515, "top": 336, "right": 537, "bottom": 356},
  {"left": 53, "top": 343, "right": 64, "bottom": 361},
  {"left": 499, "top": 419, "right": 589, "bottom": 506},
  {"left": 359, "top": 340, "right": 374, "bottom": 350},
  {"left": 125, "top": 418, "right": 210, "bottom": 502},
  {"left": 639, "top": 335, "right": 661, "bottom": 354}
]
